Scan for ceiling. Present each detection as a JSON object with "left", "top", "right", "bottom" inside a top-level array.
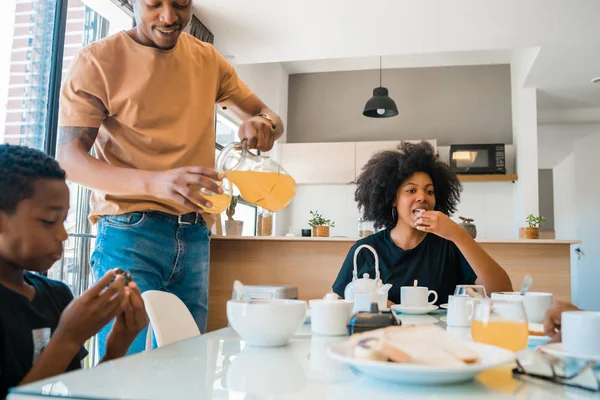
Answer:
[{"left": 193, "top": 0, "right": 600, "bottom": 111}]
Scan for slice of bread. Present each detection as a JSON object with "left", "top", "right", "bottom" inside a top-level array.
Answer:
[
  {"left": 350, "top": 325, "right": 480, "bottom": 366},
  {"left": 528, "top": 322, "right": 545, "bottom": 336}
]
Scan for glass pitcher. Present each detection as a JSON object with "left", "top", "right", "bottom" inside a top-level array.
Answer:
[{"left": 215, "top": 140, "right": 296, "bottom": 212}]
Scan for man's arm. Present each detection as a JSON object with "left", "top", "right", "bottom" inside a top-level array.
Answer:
[
  {"left": 56, "top": 127, "right": 222, "bottom": 211},
  {"left": 56, "top": 126, "right": 151, "bottom": 195},
  {"left": 226, "top": 94, "right": 284, "bottom": 151}
]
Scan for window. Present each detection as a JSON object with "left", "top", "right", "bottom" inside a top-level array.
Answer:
[
  {"left": 50, "top": 0, "right": 132, "bottom": 294},
  {"left": 215, "top": 108, "right": 239, "bottom": 145},
  {"left": 215, "top": 108, "right": 258, "bottom": 236},
  {"left": 0, "top": 0, "right": 57, "bottom": 150}
]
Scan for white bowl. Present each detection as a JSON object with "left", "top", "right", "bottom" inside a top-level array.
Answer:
[
  {"left": 227, "top": 299, "right": 307, "bottom": 347},
  {"left": 490, "top": 292, "right": 553, "bottom": 323}
]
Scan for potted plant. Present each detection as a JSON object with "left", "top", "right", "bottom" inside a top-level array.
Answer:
[
  {"left": 519, "top": 214, "right": 547, "bottom": 239},
  {"left": 308, "top": 210, "right": 335, "bottom": 237},
  {"left": 225, "top": 196, "right": 244, "bottom": 236}
]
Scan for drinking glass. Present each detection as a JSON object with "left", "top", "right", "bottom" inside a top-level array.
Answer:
[
  {"left": 454, "top": 284, "right": 488, "bottom": 299},
  {"left": 471, "top": 299, "right": 529, "bottom": 352},
  {"left": 197, "top": 177, "right": 233, "bottom": 214}
]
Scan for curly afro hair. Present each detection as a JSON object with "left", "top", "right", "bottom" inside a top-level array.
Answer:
[
  {"left": 355, "top": 141, "right": 462, "bottom": 230},
  {"left": 0, "top": 144, "right": 66, "bottom": 214}
]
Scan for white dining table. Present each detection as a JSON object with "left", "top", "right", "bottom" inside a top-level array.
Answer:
[{"left": 8, "top": 315, "right": 600, "bottom": 400}]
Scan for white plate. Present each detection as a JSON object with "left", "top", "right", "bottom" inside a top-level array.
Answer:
[
  {"left": 391, "top": 304, "right": 439, "bottom": 315},
  {"left": 440, "top": 303, "right": 448, "bottom": 309},
  {"left": 327, "top": 341, "right": 515, "bottom": 385},
  {"left": 528, "top": 335, "right": 551, "bottom": 348},
  {"left": 540, "top": 342, "right": 600, "bottom": 362}
]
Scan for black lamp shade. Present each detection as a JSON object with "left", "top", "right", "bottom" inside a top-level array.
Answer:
[{"left": 363, "top": 87, "right": 398, "bottom": 118}]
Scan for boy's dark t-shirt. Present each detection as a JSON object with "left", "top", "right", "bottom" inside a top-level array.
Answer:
[
  {"left": 0, "top": 272, "right": 87, "bottom": 398},
  {"left": 332, "top": 230, "right": 478, "bottom": 305}
]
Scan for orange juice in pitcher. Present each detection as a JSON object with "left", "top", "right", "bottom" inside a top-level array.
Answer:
[{"left": 216, "top": 141, "right": 296, "bottom": 212}]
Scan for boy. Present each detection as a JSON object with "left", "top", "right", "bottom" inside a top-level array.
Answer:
[{"left": 0, "top": 144, "right": 148, "bottom": 398}]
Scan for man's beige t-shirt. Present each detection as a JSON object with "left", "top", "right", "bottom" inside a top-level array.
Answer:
[{"left": 59, "top": 31, "right": 253, "bottom": 224}]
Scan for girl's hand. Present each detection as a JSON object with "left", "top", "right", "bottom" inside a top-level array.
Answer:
[{"left": 414, "top": 211, "right": 465, "bottom": 242}]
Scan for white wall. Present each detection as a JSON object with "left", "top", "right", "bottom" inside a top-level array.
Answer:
[
  {"left": 283, "top": 182, "right": 515, "bottom": 239},
  {"left": 231, "top": 62, "right": 289, "bottom": 145},
  {"left": 538, "top": 123, "right": 599, "bottom": 169},
  {"left": 511, "top": 49, "right": 540, "bottom": 234},
  {"left": 453, "top": 182, "right": 516, "bottom": 239},
  {"left": 287, "top": 185, "right": 359, "bottom": 237},
  {"left": 553, "top": 154, "right": 576, "bottom": 240},
  {"left": 571, "top": 132, "right": 600, "bottom": 310},
  {"left": 553, "top": 131, "right": 600, "bottom": 310}
]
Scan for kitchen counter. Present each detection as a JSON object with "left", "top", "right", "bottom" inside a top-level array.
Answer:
[
  {"left": 207, "top": 236, "right": 579, "bottom": 331},
  {"left": 213, "top": 236, "right": 581, "bottom": 245}
]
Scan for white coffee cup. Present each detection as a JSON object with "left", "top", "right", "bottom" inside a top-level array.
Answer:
[
  {"left": 447, "top": 295, "right": 473, "bottom": 327},
  {"left": 309, "top": 293, "right": 354, "bottom": 336},
  {"left": 562, "top": 311, "right": 600, "bottom": 356},
  {"left": 353, "top": 292, "right": 387, "bottom": 314},
  {"left": 400, "top": 286, "right": 438, "bottom": 307},
  {"left": 490, "top": 292, "right": 553, "bottom": 323}
]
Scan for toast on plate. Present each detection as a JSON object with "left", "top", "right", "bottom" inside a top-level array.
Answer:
[{"left": 350, "top": 325, "right": 480, "bottom": 366}]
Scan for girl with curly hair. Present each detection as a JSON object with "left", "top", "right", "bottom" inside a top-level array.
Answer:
[{"left": 332, "top": 141, "right": 512, "bottom": 305}]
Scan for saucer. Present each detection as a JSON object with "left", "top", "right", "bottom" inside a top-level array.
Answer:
[
  {"left": 527, "top": 335, "right": 551, "bottom": 348},
  {"left": 540, "top": 342, "right": 600, "bottom": 362},
  {"left": 390, "top": 304, "right": 439, "bottom": 315},
  {"left": 440, "top": 303, "right": 449, "bottom": 309}
]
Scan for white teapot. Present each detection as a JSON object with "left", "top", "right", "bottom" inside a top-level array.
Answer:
[{"left": 343, "top": 244, "right": 383, "bottom": 301}]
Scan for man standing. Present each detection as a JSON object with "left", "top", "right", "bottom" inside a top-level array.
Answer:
[{"left": 57, "top": 0, "right": 283, "bottom": 356}]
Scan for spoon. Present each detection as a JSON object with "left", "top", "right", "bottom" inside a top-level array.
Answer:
[{"left": 519, "top": 275, "right": 533, "bottom": 296}]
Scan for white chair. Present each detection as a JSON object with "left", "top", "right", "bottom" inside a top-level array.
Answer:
[{"left": 141, "top": 290, "right": 201, "bottom": 350}]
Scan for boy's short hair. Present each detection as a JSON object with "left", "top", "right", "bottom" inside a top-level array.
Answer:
[{"left": 0, "top": 144, "right": 66, "bottom": 214}]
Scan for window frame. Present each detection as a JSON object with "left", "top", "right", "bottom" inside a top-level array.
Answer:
[{"left": 45, "top": 0, "right": 69, "bottom": 157}]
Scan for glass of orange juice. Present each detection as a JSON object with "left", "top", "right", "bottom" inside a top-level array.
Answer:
[
  {"left": 471, "top": 299, "right": 529, "bottom": 352},
  {"left": 197, "top": 177, "right": 232, "bottom": 214}
]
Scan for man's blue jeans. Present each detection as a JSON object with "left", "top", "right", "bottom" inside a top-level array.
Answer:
[{"left": 90, "top": 211, "right": 210, "bottom": 357}]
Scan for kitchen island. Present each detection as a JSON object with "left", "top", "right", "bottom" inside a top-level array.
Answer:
[{"left": 208, "top": 236, "right": 580, "bottom": 331}]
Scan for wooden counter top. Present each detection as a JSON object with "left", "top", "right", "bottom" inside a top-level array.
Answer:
[
  {"left": 207, "top": 236, "right": 577, "bottom": 332},
  {"left": 212, "top": 235, "right": 581, "bottom": 245}
]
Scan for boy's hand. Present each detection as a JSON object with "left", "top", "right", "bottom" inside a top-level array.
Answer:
[
  {"left": 105, "top": 281, "right": 149, "bottom": 359},
  {"left": 54, "top": 270, "right": 126, "bottom": 347}
]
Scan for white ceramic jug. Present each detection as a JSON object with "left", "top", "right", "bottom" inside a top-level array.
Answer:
[{"left": 343, "top": 244, "right": 382, "bottom": 301}]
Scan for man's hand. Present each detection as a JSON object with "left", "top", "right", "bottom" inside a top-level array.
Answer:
[
  {"left": 146, "top": 166, "right": 223, "bottom": 212},
  {"left": 544, "top": 301, "right": 580, "bottom": 343},
  {"left": 104, "top": 282, "right": 148, "bottom": 360},
  {"left": 54, "top": 270, "right": 126, "bottom": 348},
  {"left": 238, "top": 115, "right": 276, "bottom": 151}
]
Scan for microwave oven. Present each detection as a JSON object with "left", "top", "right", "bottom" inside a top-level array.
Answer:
[{"left": 449, "top": 144, "right": 506, "bottom": 174}]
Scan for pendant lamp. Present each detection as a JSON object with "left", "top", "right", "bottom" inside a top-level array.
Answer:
[{"left": 363, "top": 56, "right": 398, "bottom": 118}]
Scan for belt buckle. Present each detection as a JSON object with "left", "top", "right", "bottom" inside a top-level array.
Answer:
[{"left": 177, "top": 213, "right": 200, "bottom": 225}]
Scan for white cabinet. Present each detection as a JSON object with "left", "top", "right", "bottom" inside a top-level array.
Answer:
[
  {"left": 355, "top": 140, "right": 437, "bottom": 177},
  {"left": 279, "top": 142, "right": 356, "bottom": 184},
  {"left": 279, "top": 139, "right": 437, "bottom": 184}
]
